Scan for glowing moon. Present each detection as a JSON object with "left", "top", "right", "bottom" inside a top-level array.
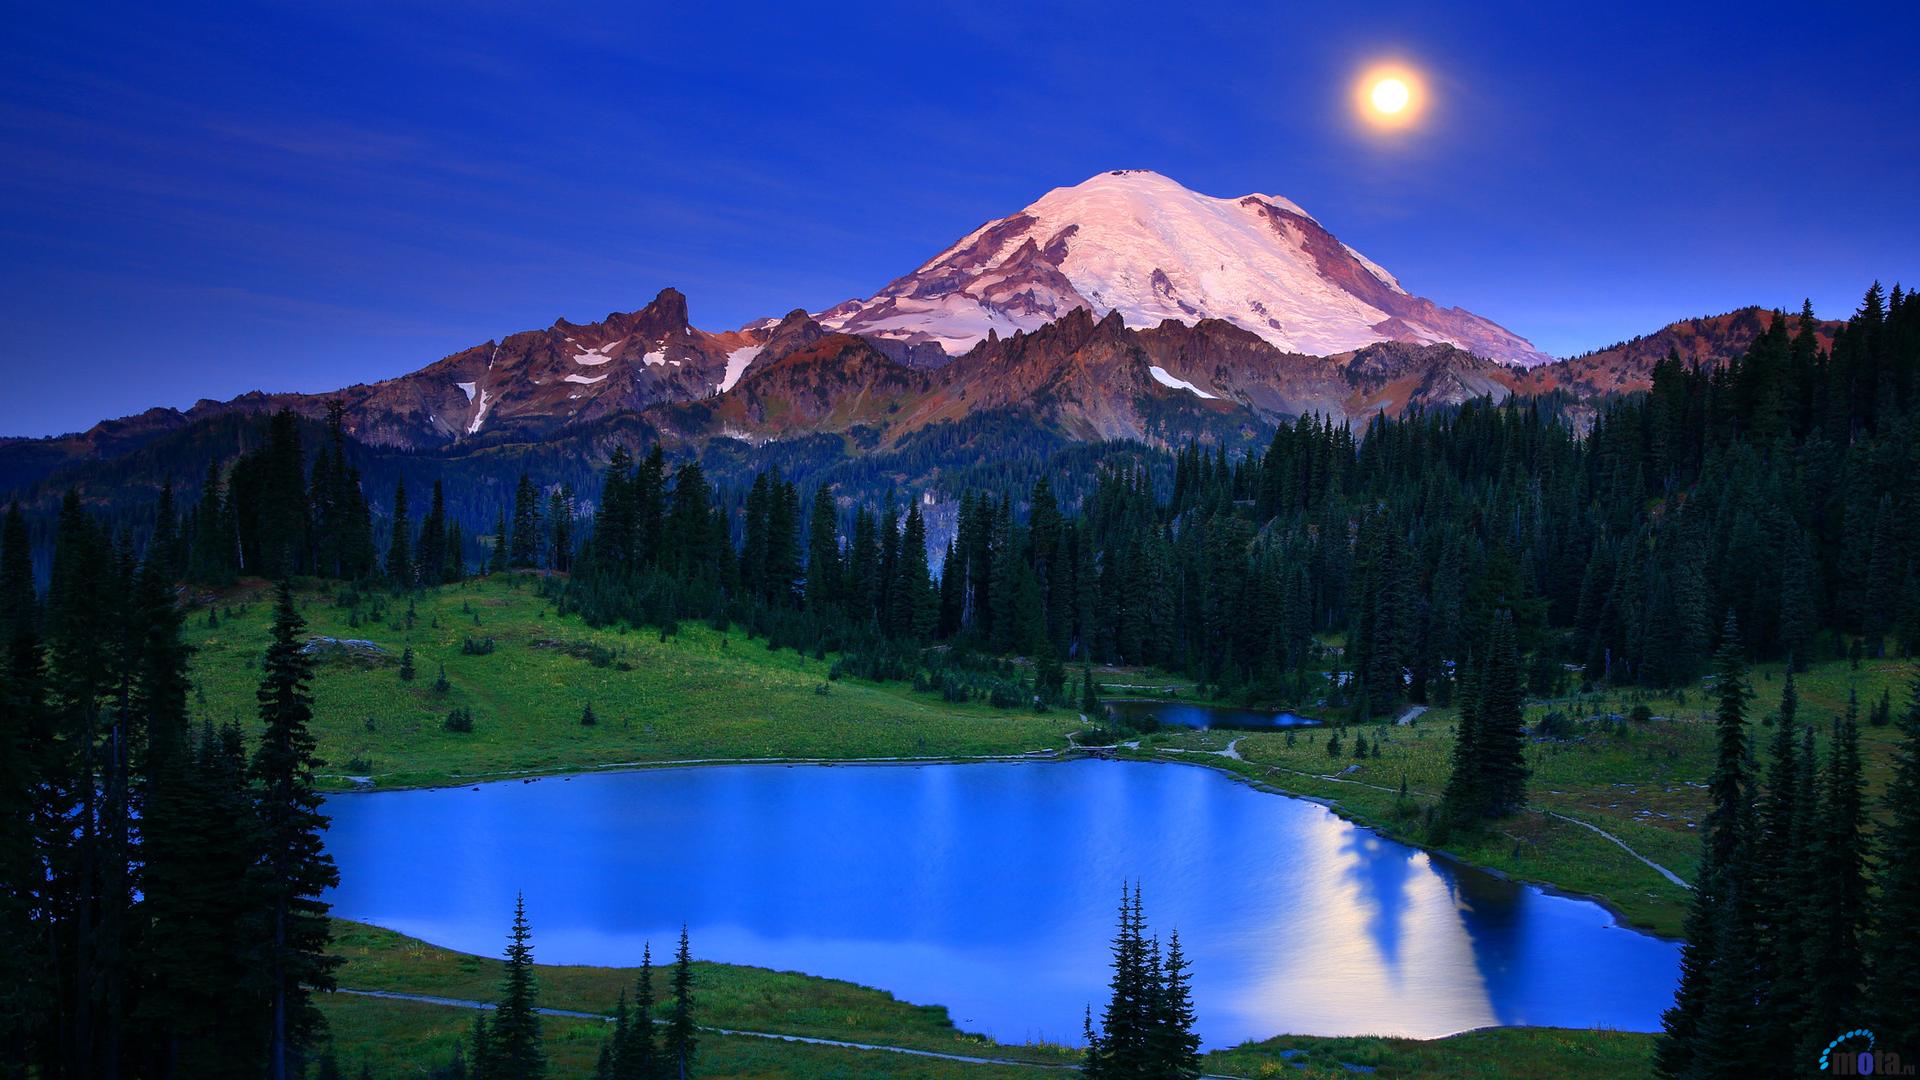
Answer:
[
  {"left": 1355, "top": 64, "right": 1424, "bottom": 129},
  {"left": 1370, "top": 78, "right": 1410, "bottom": 114}
]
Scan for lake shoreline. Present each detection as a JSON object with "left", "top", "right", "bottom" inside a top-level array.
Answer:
[{"left": 326, "top": 740, "right": 1685, "bottom": 948}]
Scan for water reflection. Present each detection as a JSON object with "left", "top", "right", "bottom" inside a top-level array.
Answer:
[{"left": 323, "top": 759, "right": 1677, "bottom": 1049}]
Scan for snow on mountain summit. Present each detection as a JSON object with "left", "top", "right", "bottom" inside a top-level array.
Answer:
[{"left": 820, "top": 170, "right": 1550, "bottom": 366}]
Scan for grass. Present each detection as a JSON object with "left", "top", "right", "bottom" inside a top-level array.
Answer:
[
  {"left": 1205, "top": 1027, "right": 1656, "bottom": 1079},
  {"left": 320, "top": 920, "right": 1652, "bottom": 1079},
  {"left": 185, "top": 575, "right": 1077, "bottom": 790},
  {"left": 321, "top": 919, "right": 1079, "bottom": 1077},
  {"left": 317, "top": 996, "right": 1056, "bottom": 1080}
]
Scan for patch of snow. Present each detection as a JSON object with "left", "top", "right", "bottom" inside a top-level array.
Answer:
[
  {"left": 718, "top": 345, "right": 760, "bottom": 393},
  {"left": 466, "top": 388, "right": 491, "bottom": 435},
  {"left": 642, "top": 350, "right": 667, "bottom": 367},
  {"left": 1342, "top": 243, "right": 1404, "bottom": 292},
  {"left": 563, "top": 373, "right": 607, "bottom": 385},
  {"left": 572, "top": 337, "right": 623, "bottom": 366},
  {"left": 454, "top": 381, "right": 477, "bottom": 402},
  {"left": 1148, "top": 365, "right": 1217, "bottom": 399}
]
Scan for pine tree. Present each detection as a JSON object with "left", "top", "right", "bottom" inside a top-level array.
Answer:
[
  {"left": 1442, "top": 650, "right": 1482, "bottom": 820},
  {"left": 664, "top": 926, "right": 697, "bottom": 1080},
  {"left": 547, "top": 485, "right": 574, "bottom": 572},
  {"left": 486, "top": 894, "right": 545, "bottom": 1079},
  {"left": 1799, "top": 691, "right": 1869, "bottom": 1060},
  {"left": 386, "top": 479, "right": 413, "bottom": 586},
  {"left": 614, "top": 944, "right": 658, "bottom": 1080},
  {"left": 252, "top": 582, "right": 342, "bottom": 1079},
  {"left": 0, "top": 503, "right": 40, "bottom": 1069},
  {"left": 418, "top": 482, "right": 448, "bottom": 587},
  {"left": 1750, "top": 670, "right": 1803, "bottom": 1063},
  {"left": 489, "top": 509, "right": 509, "bottom": 576},
  {"left": 1083, "top": 885, "right": 1197, "bottom": 1078},
  {"left": 1149, "top": 930, "right": 1201, "bottom": 1079},
  {"left": 1656, "top": 616, "right": 1755, "bottom": 1079},
  {"left": 468, "top": 1013, "right": 491, "bottom": 1080},
  {"left": 1866, "top": 672, "right": 1920, "bottom": 1052},
  {"left": 1476, "top": 611, "right": 1529, "bottom": 816},
  {"left": 510, "top": 474, "right": 541, "bottom": 569},
  {"left": 806, "top": 484, "right": 841, "bottom": 616}
]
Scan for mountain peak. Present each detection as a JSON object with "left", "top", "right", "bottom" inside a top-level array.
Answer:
[{"left": 821, "top": 171, "right": 1549, "bottom": 366}]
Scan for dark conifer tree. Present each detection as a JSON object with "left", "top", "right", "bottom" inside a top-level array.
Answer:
[
  {"left": 510, "top": 474, "right": 540, "bottom": 569},
  {"left": 1799, "top": 691, "right": 1869, "bottom": 1060},
  {"left": 1656, "top": 617, "right": 1755, "bottom": 1079},
  {"left": 1476, "top": 611, "right": 1529, "bottom": 816},
  {"left": 0, "top": 502, "right": 44, "bottom": 1073},
  {"left": 418, "top": 482, "right": 448, "bottom": 588},
  {"left": 615, "top": 944, "right": 657, "bottom": 1080},
  {"left": 664, "top": 926, "right": 696, "bottom": 1080},
  {"left": 484, "top": 895, "right": 545, "bottom": 1080},
  {"left": 1866, "top": 673, "right": 1920, "bottom": 1052},
  {"left": 806, "top": 485, "right": 840, "bottom": 616},
  {"left": 251, "top": 582, "right": 341, "bottom": 1079},
  {"left": 546, "top": 485, "right": 574, "bottom": 572},
  {"left": 386, "top": 480, "right": 413, "bottom": 587}
]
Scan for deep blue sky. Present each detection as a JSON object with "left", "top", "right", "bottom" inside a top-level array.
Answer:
[{"left": 2, "top": 1, "right": 1915, "bottom": 438}]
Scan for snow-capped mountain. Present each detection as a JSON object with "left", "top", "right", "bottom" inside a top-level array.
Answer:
[{"left": 818, "top": 170, "right": 1552, "bottom": 367}]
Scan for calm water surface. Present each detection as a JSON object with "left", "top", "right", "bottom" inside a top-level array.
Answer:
[
  {"left": 323, "top": 759, "right": 1678, "bottom": 1049},
  {"left": 1103, "top": 699, "right": 1321, "bottom": 730}
]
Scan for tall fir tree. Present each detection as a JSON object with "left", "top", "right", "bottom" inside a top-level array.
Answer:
[
  {"left": 510, "top": 474, "right": 541, "bottom": 569},
  {"left": 386, "top": 479, "right": 413, "bottom": 587},
  {"left": 664, "top": 926, "right": 697, "bottom": 1080},
  {"left": 483, "top": 895, "right": 545, "bottom": 1080},
  {"left": 1656, "top": 616, "right": 1756, "bottom": 1079},
  {"left": 251, "top": 582, "right": 342, "bottom": 1079},
  {"left": 1866, "top": 673, "right": 1920, "bottom": 1052}
]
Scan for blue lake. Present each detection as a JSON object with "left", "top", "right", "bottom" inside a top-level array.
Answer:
[{"left": 322, "top": 759, "right": 1679, "bottom": 1049}]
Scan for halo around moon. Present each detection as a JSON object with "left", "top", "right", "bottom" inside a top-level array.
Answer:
[{"left": 1355, "top": 64, "right": 1425, "bottom": 130}]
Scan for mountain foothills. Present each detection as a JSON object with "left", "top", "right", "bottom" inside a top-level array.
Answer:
[{"left": 0, "top": 170, "right": 1840, "bottom": 509}]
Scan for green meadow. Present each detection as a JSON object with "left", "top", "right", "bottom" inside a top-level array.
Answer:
[{"left": 185, "top": 575, "right": 1077, "bottom": 791}]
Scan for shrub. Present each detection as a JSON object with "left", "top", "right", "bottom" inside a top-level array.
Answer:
[
  {"left": 443, "top": 707, "right": 474, "bottom": 733},
  {"left": 461, "top": 636, "right": 496, "bottom": 656}
]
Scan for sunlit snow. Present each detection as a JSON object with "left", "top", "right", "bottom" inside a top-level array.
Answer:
[
  {"left": 1148, "top": 365, "right": 1217, "bottom": 399},
  {"left": 718, "top": 346, "right": 759, "bottom": 393}
]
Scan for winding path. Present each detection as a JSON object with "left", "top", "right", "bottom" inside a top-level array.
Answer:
[
  {"left": 331, "top": 988, "right": 1257, "bottom": 1076},
  {"left": 1541, "top": 810, "right": 1691, "bottom": 889}
]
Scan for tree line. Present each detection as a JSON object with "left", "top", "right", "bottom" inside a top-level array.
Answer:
[
  {"left": 0, "top": 496, "right": 338, "bottom": 1078},
  {"left": 546, "top": 284, "right": 1919, "bottom": 722}
]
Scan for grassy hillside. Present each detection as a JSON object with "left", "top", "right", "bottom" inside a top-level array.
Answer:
[{"left": 185, "top": 575, "right": 1077, "bottom": 790}]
